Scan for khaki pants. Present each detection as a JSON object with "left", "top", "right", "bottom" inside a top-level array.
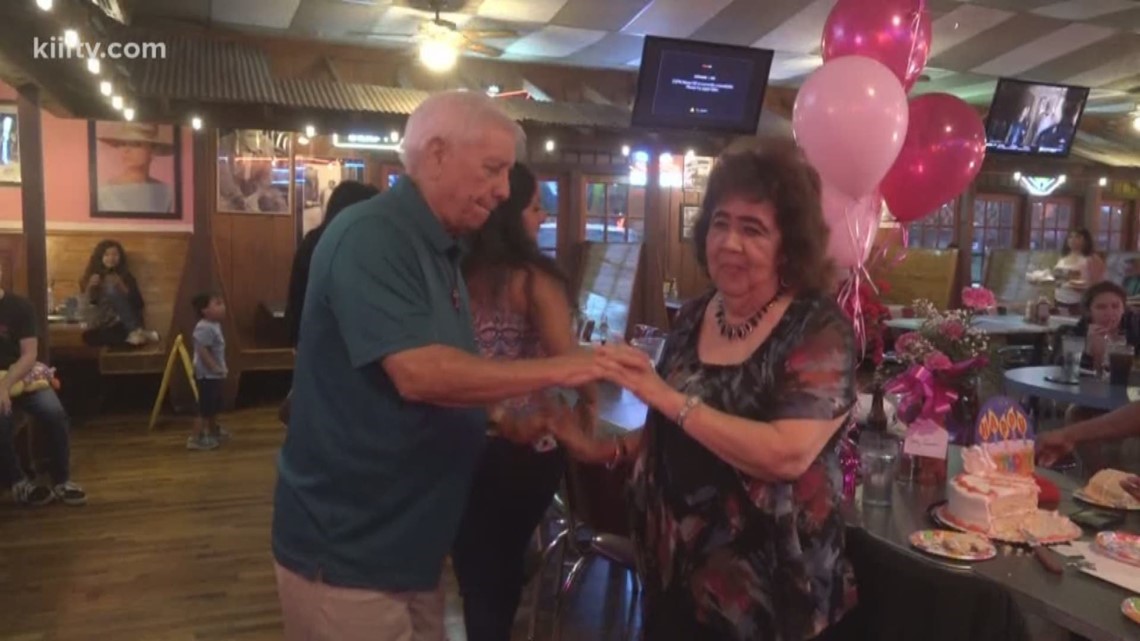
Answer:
[{"left": 275, "top": 563, "right": 446, "bottom": 641}]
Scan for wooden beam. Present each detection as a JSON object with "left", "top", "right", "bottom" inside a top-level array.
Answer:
[{"left": 17, "top": 83, "right": 48, "bottom": 361}]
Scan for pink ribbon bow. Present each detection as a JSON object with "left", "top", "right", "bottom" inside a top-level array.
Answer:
[{"left": 885, "top": 365, "right": 958, "bottom": 425}]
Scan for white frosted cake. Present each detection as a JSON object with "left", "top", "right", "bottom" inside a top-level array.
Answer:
[
  {"left": 946, "top": 446, "right": 1039, "bottom": 537},
  {"left": 1084, "top": 469, "right": 1140, "bottom": 509}
]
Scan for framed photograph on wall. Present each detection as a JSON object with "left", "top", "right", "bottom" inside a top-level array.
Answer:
[
  {"left": 0, "top": 103, "right": 20, "bottom": 186},
  {"left": 680, "top": 204, "right": 700, "bottom": 241},
  {"left": 216, "top": 129, "right": 292, "bottom": 214},
  {"left": 89, "top": 121, "right": 182, "bottom": 219}
]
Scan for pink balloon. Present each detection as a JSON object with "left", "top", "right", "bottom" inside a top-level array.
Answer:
[
  {"left": 880, "top": 93, "right": 986, "bottom": 224},
  {"left": 822, "top": 0, "right": 932, "bottom": 93},
  {"left": 793, "top": 57, "right": 909, "bottom": 200},
  {"left": 823, "top": 183, "right": 882, "bottom": 269}
]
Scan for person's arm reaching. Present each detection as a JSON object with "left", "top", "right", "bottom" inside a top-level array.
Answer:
[
  {"left": 599, "top": 311, "right": 855, "bottom": 482},
  {"left": 332, "top": 227, "right": 602, "bottom": 409},
  {"left": 528, "top": 268, "right": 597, "bottom": 429},
  {"left": 1037, "top": 401, "right": 1140, "bottom": 466},
  {"left": 384, "top": 346, "right": 601, "bottom": 406}
]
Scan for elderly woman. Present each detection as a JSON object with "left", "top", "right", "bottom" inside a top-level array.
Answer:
[{"left": 599, "top": 141, "right": 859, "bottom": 640}]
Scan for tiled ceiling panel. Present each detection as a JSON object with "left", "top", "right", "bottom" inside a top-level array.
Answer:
[
  {"left": 122, "top": 0, "right": 1140, "bottom": 113},
  {"left": 751, "top": 0, "right": 837, "bottom": 55},
  {"left": 971, "top": 22, "right": 1117, "bottom": 76},
  {"left": 212, "top": 0, "right": 303, "bottom": 30},
  {"left": 619, "top": 0, "right": 735, "bottom": 38},
  {"left": 1031, "top": 0, "right": 1139, "bottom": 21},
  {"left": 550, "top": 0, "right": 650, "bottom": 32},
  {"left": 504, "top": 25, "right": 606, "bottom": 58},
  {"left": 478, "top": 0, "right": 570, "bottom": 24}
]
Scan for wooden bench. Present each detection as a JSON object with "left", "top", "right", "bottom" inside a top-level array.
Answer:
[
  {"left": 46, "top": 232, "right": 191, "bottom": 374},
  {"left": 982, "top": 249, "right": 1060, "bottom": 309},
  {"left": 871, "top": 248, "right": 958, "bottom": 310}
]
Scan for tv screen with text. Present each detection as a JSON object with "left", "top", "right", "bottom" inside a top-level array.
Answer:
[{"left": 632, "top": 36, "right": 773, "bottom": 134}]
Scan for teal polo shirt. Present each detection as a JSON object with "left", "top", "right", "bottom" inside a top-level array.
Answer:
[{"left": 272, "top": 177, "right": 486, "bottom": 591}]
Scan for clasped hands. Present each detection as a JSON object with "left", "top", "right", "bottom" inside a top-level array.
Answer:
[{"left": 492, "top": 344, "right": 667, "bottom": 454}]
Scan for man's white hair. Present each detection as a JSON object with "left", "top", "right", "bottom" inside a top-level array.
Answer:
[{"left": 400, "top": 90, "right": 525, "bottom": 172}]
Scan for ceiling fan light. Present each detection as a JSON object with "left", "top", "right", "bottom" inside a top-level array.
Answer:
[{"left": 419, "top": 39, "right": 458, "bottom": 72}]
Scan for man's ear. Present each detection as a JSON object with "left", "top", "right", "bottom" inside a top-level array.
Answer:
[{"left": 423, "top": 137, "right": 448, "bottom": 180}]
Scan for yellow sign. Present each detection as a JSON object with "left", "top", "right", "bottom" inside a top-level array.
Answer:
[{"left": 148, "top": 334, "right": 197, "bottom": 430}]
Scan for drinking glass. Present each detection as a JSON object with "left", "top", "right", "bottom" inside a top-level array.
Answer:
[
  {"left": 1060, "top": 336, "right": 1085, "bottom": 383},
  {"left": 630, "top": 336, "right": 666, "bottom": 366},
  {"left": 1108, "top": 343, "right": 1135, "bottom": 386},
  {"left": 859, "top": 432, "right": 898, "bottom": 507}
]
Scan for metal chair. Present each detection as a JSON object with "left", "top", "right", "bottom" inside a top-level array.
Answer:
[{"left": 526, "top": 460, "right": 641, "bottom": 641}]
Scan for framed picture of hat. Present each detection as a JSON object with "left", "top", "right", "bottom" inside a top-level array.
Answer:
[
  {"left": 216, "top": 129, "right": 292, "bottom": 215},
  {"left": 0, "top": 103, "right": 21, "bottom": 186},
  {"left": 88, "top": 121, "right": 182, "bottom": 219}
]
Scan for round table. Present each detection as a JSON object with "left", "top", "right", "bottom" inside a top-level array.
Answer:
[
  {"left": 1003, "top": 365, "right": 1140, "bottom": 412},
  {"left": 885, "top": 315, "right": 1074, "bottom": 336}
]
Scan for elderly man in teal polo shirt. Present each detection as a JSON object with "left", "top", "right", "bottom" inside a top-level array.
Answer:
[{"left": 272, "top": 91, "right": 606, "bottom": 640}]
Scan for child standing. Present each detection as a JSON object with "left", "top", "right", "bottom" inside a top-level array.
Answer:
[{"left": 189, "top": 292, "right": 228, "bottom": 451}]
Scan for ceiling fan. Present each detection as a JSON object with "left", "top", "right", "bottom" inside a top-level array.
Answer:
[{"left": 349, "top": 0, "right": 518, "bottom": 59}]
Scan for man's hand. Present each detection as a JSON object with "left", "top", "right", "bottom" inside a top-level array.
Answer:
[
  {"left": 1036, "top": 429, "right": 1074, "bottom": 467},
  {"left": 1121, "top": 476, "right": 1140, "bottom": 503},
  {"left": 0, "top": 389, "right": 12, "bottom": 416}
]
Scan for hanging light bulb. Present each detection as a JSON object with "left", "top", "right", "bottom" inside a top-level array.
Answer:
[
  {"left": 304, "top": 124, "right": 316, "bottom": 138},
  {"left": 111, "top": 95, "right": 123, "bottom": 110},
  {"left": 191, "top": 116, "right": 203, "bottom": 131},
  {"left": 544, "top": 139, "right": 555, "bottom": 153},
  {"left": 419, "top": 38, "right": 458, "bottom": 72},
  {"left": 123, "top": 107, "right": 135, "bottom": 121},
  {"left": 63, "top": 29, "right": 79, "bottom": 48},
  {"left": 86, "top": 58, "right": 100, "bottom": 74},
  {"left": 621, "top": 145, "right": 630, "bottom": 157},
  {"left": 99, "top": 80, "right": 112, "bottom": 96},
  {"left": 36, "top": 0, "right": 53, "bottom": 11}
]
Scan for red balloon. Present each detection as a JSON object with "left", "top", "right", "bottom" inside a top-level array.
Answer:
[
  {"left": 821, "top": 0, "right": 932, "bottom": 93},
  {"left": 880, "top": 93, "right": 987, "bottom": 224}
]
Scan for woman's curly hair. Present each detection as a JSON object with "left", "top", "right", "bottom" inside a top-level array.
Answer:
[{"left": 693, "top": 138, "right": 837, "bottom": 295}]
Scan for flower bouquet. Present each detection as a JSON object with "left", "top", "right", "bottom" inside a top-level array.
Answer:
[{"left": 887, "top": 287, "right": 996, "bottom": 446}]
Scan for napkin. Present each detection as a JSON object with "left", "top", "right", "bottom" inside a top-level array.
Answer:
[{"left": 1052, "top": 540, "right": 1140, "bottom": 594}]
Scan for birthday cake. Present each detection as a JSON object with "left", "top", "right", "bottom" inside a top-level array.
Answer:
[
  {"left": 945, "top": 445, "right": 1079, "bottom": 541},
  {"left": 946, "top": 446, "right": 1039, "bottom": 536},
  {"left": 1084, "top": 469, "right": 1140, "bottom": 509}
]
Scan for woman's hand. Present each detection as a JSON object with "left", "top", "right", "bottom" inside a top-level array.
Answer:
[
  {"left": 87, "top": 273, "right": 101, "bottom": 289},
  {"left": 599, "top": 344, "right": 679, "bottom": 414},
  {"left": 106, "top": 273, "right": 127, "bottom": 293},
  {"left": 1036, "top": 429, "right": 1075, "bottom": 467}
]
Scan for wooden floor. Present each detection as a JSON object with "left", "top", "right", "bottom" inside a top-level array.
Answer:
[{"left": 0, "top": 406, "right": 638, "bottom": 641}]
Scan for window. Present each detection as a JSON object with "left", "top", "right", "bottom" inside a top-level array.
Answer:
[
  {"left": 907, "top": 201, "right": 957, "bottom": 249},
  {"left": 537, "top": 178, "right": 559, "bottom": 257},
  {"left": 972, "top": 195, "right": 1018, "bottom": 285},
  {"left": 1027, "top": 197, "right": 1075, "bottom": 251},
  {"left": 1098, "top": 200, "right": 1127, "bottom": 251},
  {"left": 584, "top": 179, "right": 644, "bottom": 243}
]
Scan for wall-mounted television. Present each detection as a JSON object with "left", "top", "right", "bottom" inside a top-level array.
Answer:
[
  {"left": 631, "top": 36, "right": 774, "bottom": 135},
  {"left": 984, "top": 78, "right": 1089, "bottom": 157}
]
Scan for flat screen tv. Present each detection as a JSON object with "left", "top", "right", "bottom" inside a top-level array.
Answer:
[
  {"left": 631, "top": 36, "right": 774, "bottom": 135},
  {"left": 984, "top": 78, "right": 1089, "bottom": 157}
]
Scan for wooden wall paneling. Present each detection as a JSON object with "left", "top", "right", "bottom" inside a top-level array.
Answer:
[
  {"left": 18, "top": 84, "right": 48, "bottom": 360},
  {"left": 0, "top": 233, "right": 26, "bottom": 295}
]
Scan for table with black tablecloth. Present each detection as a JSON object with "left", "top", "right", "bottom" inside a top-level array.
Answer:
[{"left": 596, "top": 387, "right": 1140, "bottom": 641}]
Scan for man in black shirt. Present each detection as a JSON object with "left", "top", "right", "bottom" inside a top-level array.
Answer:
[{"left": 0, "top": 269, "right": 85, "bottom": 506}]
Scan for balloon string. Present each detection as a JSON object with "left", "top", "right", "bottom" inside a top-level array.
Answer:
[{"left": 907, "top": 0, "right": 927, "bottom": 83}]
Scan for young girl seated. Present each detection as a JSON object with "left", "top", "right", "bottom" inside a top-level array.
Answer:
[{"left": 80, "top": 239, "right": 160, "bottom": 347}]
